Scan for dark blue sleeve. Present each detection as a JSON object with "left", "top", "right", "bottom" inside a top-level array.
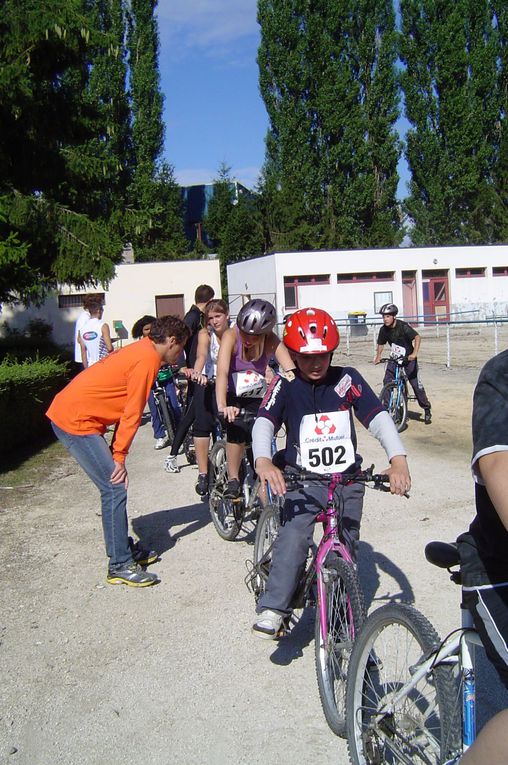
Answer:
[{"left": 348, "top": 369, "right": 384, "bottom": 428}]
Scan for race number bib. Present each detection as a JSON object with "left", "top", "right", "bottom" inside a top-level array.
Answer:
[
  {"left": 390, "top": 343, "right": 406, "bottom": 359},
  {"left": 232, "top": 370, "right": 267, "bottom": 398},
  {"left": 299, "top": 411, "right": 355, "bottom": 474}
]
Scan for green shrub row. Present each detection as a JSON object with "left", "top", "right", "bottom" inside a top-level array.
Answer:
[{"left": 0, "top": 357, "right": 69, "bottom": 453}]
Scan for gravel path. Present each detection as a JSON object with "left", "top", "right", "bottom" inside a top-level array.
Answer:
[{"left": 1, "top": 356, "right": 506, "bottom": 764}]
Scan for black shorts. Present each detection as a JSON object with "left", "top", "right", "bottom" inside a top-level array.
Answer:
[
  {"left": 458, "top": 532, "right": 508, "bottom": 689},
  {"left": 225, "top": 394, "right": 260, "bottom": 445}
]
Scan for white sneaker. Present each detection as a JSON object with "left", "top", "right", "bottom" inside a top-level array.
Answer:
[
  {"left": 164, "top": 455, "right": 180, "bottom": 474},
  {"left": 252, "top": 609, "right": 284, "bottom": 639},
  {"left": 154, "top": 436, "right": 170, "bottom": 450}
]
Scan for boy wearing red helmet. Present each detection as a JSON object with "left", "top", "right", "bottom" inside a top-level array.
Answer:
[{"left": 251, "top": 307, "right": 411, "bottom": 638}]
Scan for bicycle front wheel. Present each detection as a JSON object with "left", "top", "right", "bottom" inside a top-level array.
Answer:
[
  {"left": 252, "top": 503, "right": 281, "bottom": 600},
  {"left": 208, "top": 441, "right": 242, "bottom": 541},
  {"left": 380, "top": 382, "right": 408, "bottom": 432},
  {"left": 346, "top": 603, "right": 460, "bottom": 765},
  {"left": 315, "top": 557, "right": 365, "bottom": 738}
]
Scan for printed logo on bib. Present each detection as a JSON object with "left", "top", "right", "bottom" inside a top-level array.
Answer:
[
  {"left": 232, "top": 369, "right": 267, "bottom": 398},
  {"left": 83, "top": 331, "right": 98, "bottom": 341},
  {"left": 299, "top": 410, "right": 355, "bottom": 474},
  {"left": 334, "top": 373, "right": 352, "bottom": 399},
  {"left": 390, "top": 343, "right": 406, "bottom": 359}
]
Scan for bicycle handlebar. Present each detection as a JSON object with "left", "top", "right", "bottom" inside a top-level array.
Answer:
[
  {"left": 217, "top": 409, "right": 257, "bottom": 426},
  {"left": 283, "top": 464, "right": 391, "bottom": 492}
]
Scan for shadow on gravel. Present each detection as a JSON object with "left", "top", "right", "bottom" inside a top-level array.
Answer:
[
  {"left": 358, "top": 541, "right": 415, "bottom": 610},
  {"left": 132, "top": 501, "right": 211, "bottom": 555},
  {"left": 269, "top": 607, "right": 314, "bottom": 666}
]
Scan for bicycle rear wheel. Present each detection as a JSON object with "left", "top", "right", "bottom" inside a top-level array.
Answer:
[
  {"left": 208, "top": 441, "right": 243, "bottom": 541},
  {"left": 252, "top": 503, "right": 281, "bottom": 600},
  {"left": 346, "top": 603, "right": 460, "bottom": 765},
  {"left": 315, "top": 557, "right": 365, "bottom": 738},
  {"left": 154, "top": 390, "right": 177, "bottom": 444},
  {"left": 380, "top": 382, "right": 408, "bottom": 432}
]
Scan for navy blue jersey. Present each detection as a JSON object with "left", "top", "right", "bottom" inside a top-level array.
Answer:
[{"left": 258, "top": 366, "right": 384, "bottom": 472}]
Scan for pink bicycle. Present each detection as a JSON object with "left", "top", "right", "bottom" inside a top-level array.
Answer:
[{"left": 246, "top": 466, "right": 391, "bottom": 738}]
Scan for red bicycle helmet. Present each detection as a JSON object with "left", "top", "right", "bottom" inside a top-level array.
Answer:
[{"left": 283, "top": 308, "right": 339, "bottom": 354}]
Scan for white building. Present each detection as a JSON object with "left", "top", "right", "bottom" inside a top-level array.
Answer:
[
  {"left": 1, "top": 259, "right": 221, "bottom": 348},
  {"left": 227, "top": 245, "right": 508, "bottom": 325}
]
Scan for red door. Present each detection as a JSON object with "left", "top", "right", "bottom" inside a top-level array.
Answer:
[
  {"left": 422, "top": 275, "right": 449, "bottom": 324},
  {"left": 155, "top": 294, "right": 185, "bottom": 319}
]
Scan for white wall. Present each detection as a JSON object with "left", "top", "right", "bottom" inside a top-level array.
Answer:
[
  {"left": 227, "top": 255, "right": 278, "bottom": 319},
  {"left": 227, "top": 245, "right": 508, "bottom": 323},
  {"left": 1, "top": 259, "right": 221, "bottom": 348}
]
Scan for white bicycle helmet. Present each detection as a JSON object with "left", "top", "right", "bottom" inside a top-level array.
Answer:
[{"left": 236, "top": 299, "right": 277, "bottom": 335}]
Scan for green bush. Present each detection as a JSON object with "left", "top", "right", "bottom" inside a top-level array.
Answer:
[{"left": 0, "top": 356, "right": 69, "bottom": 453}]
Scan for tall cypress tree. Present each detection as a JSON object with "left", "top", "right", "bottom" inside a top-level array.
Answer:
[
  {"left": 257, "top": 0, "right": 401, "bottom": 252},
  {"left": 126, "top": 0, "right": 186, "bottom": 260},
  {"left": 400, "top": 0, "right": 500, "bottom": 244}
]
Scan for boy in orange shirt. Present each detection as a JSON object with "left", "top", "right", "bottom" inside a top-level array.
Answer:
[{"left": 47, "top": 316, "right": 189, "bottom": 587}]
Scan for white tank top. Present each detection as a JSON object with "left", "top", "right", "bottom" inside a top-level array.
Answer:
[
  {"left": 204, "top": 331, "right": 220, "bottom": 378},
  {"left": 80, "top": 317, "right": 104, "bottom": 366}
]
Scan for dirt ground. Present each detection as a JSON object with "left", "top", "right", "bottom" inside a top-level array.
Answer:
[{"left": 1, "top": 353, "right": 507, "bottom": 765}]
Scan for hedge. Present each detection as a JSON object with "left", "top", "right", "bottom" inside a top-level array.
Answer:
[{"left": 0, "top": 357, "right": 69, "bottom": 454}]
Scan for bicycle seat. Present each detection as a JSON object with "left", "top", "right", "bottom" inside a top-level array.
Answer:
[{"left": 425, "top": 541, "right": 459, "bottom": 569}]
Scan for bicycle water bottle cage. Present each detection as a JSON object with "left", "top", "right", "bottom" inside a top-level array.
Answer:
[{"left": 157, "top": 366, "right": 173, "bottom": 383}]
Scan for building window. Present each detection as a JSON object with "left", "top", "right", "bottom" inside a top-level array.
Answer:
[
  {"left": 284, "top": 274, "right": 330, "bottom": 286},
  {"left": 337, "top": 272, "right": 395, "bottom": 283},
  {"left": 455, "top": 267, "right": 486, "bottom": 278},
  {"left": 58, "top": 294, "right": 105, "bottom": 309},
  {"left": 374, "top": 292, "right": 394, "bottom": 313},
  {"left": 493, "top": 266, "right": 508, "bottom": 277}
]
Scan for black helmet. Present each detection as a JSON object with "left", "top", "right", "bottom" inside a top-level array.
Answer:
[
  {"left": 236, "top": 299, "right": 276, "bottom": 335},
  {"left": 379, "top": 303, "right": 398, "bottom": 316}
]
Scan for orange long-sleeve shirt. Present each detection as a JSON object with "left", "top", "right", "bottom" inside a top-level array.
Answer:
[{"left": 47, "top": 337, "right": 161, "bottom": 463}]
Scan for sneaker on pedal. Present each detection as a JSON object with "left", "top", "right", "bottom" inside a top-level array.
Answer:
[
  {"left": 252, "top": 609, "right": 284, "bottom": 639},
  {"left": 128, "top": 536, "right": 158, "bottom": 566},
  {"left": 164, "top": 455, "right": 180, "bottom": 473},
  {"left": 154, "top": 436, "right": 170, "bottom": 450},
  {"left": 424, "top": 408, "right": 432, "bottom": 425},
  {"left": 224, "top": 478, "right": 241, "bottom": 500},
  {"left": 107, "top": 561, "right": 160, "bottom": 587},
  {"left": 195, "top": 473, "right": 208, "bottom": 497}
]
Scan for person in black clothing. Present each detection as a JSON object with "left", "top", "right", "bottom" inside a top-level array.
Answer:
[
  {"left": 457, "top": 349, "right": 508, "bottom": 690},
  {"left": 164, "top": 284, "right": 215, "bottom": 473},
  {"left": 373, "top": 303, "right": 431, "bottom": 424}
]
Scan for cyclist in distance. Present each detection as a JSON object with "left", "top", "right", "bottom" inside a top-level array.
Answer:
[
  {"left": 215, "top": 298, "right": 294, "bottom": 500},
  {"left": 251, "top": 307, "right": 411, "bottom": 638},
  {"left": 132, "top": 315, "right": 182, "bottom": 450},
  {"left": 373, "top": 303, "right": 432, "bottom": 424}
]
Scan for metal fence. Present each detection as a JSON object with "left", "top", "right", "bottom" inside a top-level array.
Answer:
[{"left": 336, "top": 318, "right": 508, "bottom": 369}]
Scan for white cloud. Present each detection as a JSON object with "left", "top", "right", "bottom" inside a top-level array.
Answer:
[
  {"left": 157, "top": 0, "right": 258, "bottom": 58},
  {"left": 175, "top": 165, "right": 260, "bottom": 190}
]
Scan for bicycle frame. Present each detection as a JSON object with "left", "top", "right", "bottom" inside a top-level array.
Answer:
[
  {"left": 372, "top": 603, "right": 482, "bottom": 760},
  {"left": 314, "top": 474, "right": 356, "bottom": 643}
]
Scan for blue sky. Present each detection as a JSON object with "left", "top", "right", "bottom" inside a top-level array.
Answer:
[{"left": 156, "top": 0, "right": 409, "bottom": 196}]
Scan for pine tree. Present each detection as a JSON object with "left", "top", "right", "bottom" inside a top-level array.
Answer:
[
  {"left": 400, "top": 0, "right": 501, "bottom": 244},
  {"left": 0, "top": 0, "right": 123, "bottom": 303}
]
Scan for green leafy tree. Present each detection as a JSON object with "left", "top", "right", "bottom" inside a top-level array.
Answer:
[
  {"left": 400, "top": 0, "right": 501, "bottom": 244},
  {"left": 205, "top": 164, "right": 264, "bottom": 285}
]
